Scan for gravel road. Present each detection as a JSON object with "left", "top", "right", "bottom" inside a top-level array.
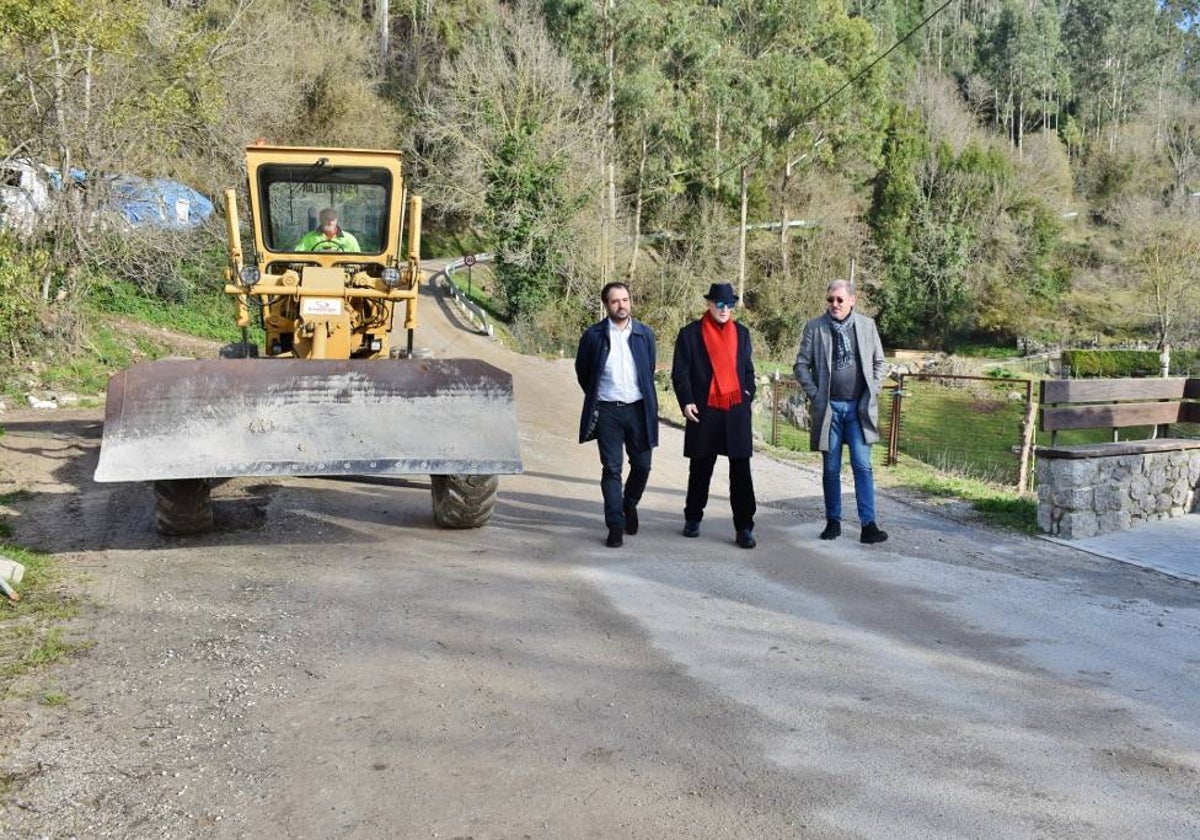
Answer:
[{"left": 1, "top": 282, "right": 1198, "bottom": 839}]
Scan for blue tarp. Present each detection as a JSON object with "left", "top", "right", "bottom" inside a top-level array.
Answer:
[{"left": 106, "top": 175, "right": 214, "bottom": 229}]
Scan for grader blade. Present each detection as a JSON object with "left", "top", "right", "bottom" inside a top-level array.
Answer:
[{"left": 94, "top": 358, "right": 522, "bottom": 482}]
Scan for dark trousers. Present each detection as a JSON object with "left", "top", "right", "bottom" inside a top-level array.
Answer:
[
  {"left": 684, "top": 454, "right": 756, "bottom": 532},
  {"left": 595, "top": 402, "right": 652, "bottom": 529}
]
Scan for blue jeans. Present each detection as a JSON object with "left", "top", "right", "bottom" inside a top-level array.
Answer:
[
  {"left": 822, "top": 399, "right": 876, "bottom": 525},
  {"left": 596, "top": 402, "right": 651, "bottom": 529}
]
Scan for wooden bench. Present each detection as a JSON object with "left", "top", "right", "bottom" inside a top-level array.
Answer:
[{"left": 1035, "top": 377, "right": 1200, "bottom": 537}]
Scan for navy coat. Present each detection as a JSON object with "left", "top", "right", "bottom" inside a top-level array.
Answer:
[
  {"left": 574, "top": 318, "right": 660, "bottom": 446},
  {"left": 671, "top": 319, "right": 756, "bottom": 459}
]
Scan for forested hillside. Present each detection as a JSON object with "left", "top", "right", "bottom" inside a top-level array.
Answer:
[{"left": 1, "top": 0, "right": 1197, "bottom": 378}]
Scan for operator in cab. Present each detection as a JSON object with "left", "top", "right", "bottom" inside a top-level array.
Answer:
[{"left": 294, "top": 207, "right": 361, "bottom": 252}]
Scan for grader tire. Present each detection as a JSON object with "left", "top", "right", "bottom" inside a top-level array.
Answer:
[
  {"left": 431, "top": 474, "right": 498, "bottom": 529},
  {"left": 155, "top": 479, "right": 213, "bottom": 535}
]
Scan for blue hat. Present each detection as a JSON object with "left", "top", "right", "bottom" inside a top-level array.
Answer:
[{"left": 703, "top": 282, "right": 739, "bottom": 304}]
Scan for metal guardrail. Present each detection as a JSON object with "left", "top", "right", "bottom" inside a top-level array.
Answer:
[{"left": 435, "top": 254, "right": 494, "bottom": 337}]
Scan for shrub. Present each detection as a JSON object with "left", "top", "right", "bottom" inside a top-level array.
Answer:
[{"left": 1061, "top": 349, "right": 1161, "bottom": 378}]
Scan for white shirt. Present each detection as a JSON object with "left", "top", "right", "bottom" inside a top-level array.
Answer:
[{"left": 597, "top": 319, "right": 643, "bottom": 402}]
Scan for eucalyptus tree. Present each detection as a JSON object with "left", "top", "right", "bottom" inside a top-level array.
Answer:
[
  {"left": 1161, "top": 0, "right": 1200, "bottom": 97},
  {"left": 543, "top": 0, "right": 680, "bottom": 283},
  {"left": 715, "top": 0, "right": 884, "bottom": 310},
  {"left": 979, "top": 0, "right": 1068, "bottom": 152},
  {"left": 1062, "top": 0, "right": 1164, "bottom": 152}
]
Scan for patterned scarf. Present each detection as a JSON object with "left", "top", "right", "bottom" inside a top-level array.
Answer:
[
  {"left": 701, "top": 312, "right": 742, "bottom": 410},
  {"left": 827, "top": 311, "right": 855, "bottom": 371}
]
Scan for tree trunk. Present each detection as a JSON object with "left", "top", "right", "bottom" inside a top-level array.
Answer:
[
  {"left": 377, "top": 0, "right": 389, "bottom": 65},
  {"left": 737, "top": 164, "right": 749, "bottom": 301},
  {"left": 713, "top": 107, "right": 722, "bottom": 194},
  {"left": 603, "top": 0, "right": 616, "bottom": 283},
  {"left": 779, "top": 159, "right": 792, "bottom": 282},
  {"left": 626, "top": 136, "right": 648, "bottom": 282}
]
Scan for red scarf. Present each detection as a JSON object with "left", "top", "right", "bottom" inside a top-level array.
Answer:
[{"left": 701, "top": 312, "right": 742, "bottom": 410}]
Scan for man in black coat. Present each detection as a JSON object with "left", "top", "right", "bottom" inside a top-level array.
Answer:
[
  {"left": 671, "top": 282, "right": 758, "bottom": 549},
  {"left": 575, "top": 282, "right": 659, "bottom": 548}
]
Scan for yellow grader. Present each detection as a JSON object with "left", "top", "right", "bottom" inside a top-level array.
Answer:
[{"left": 94, "top": 144, "right": 522, "bottom": 534}]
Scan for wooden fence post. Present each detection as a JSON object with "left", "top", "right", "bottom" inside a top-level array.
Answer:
[
  {"left": 1018, "top": 379, "right": 1038, "bottom": 494},
  {"left": 886, "top": 374, "right": 904, "bottom": 466},
  {"left": 771, "top": 372, "right": 780, "bottom": 447}
]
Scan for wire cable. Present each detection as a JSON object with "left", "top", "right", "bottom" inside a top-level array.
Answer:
[{"left": 721, "top": 0, "right": 958, "bottom": 178}]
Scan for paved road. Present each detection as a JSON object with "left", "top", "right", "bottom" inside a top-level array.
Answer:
[{"left": 1, "top": 279, "right": 1197, "bottom": 839}]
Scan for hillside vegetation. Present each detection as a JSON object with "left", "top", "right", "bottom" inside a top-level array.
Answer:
[{"left": 1, "top": 0, "right": 1198, "bottom": 392}]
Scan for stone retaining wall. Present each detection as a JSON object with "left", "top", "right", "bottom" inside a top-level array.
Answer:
[{"left": 1036, "top": 449, "right": 1200, "bottom": 538}]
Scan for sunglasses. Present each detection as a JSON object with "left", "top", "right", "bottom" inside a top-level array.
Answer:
[
  {"left": 826, "top": 296, "right": 847, "bottom": 304},
  {"left": 713, "top": 300, "right": 736, "bottom": 310}
]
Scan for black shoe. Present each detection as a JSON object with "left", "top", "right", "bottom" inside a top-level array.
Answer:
[
  {"left": 682, "top": 520, "right": 700, "bottom": 538},
  {"left": 736, "top": 529, "right": 756, "bottom": 549},
  {"left": 606, "top": 527, "right": 624, "bottom": 548},
  {"left": 623, "top": 502, "right": 639, "bottom": 535},
  {"left": 860, "top": 522, "right": 888, "bottom": 544},
  {"left": 820, "top": 519, "right": 841, "bottom": 540}
]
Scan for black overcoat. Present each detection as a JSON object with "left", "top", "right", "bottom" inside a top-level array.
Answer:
[
  {"left": 671, "top": 318, "right": 756, "bottom": 459},
  {"left": 574, "top": 318, "right": 659, "bottom": 446}
]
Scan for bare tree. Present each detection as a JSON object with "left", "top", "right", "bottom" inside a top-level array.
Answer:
[{"left": 1126, "top": 205, "right": 1200, "bottom": 350}]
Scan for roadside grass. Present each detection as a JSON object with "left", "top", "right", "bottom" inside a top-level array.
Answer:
[
  {"left": 951, "top": 342, "right": 1025, "bottom": 359},
  {"left": 87, "top": 275, "right": 243, "bottom": 341},
  {"left": 440, "top": 264, "right": 526, "bottom": 350},
  {"left": 873, "top": 453, "right": 1038, "bottom": 533},
  {"left": 39, "top": 326, "right": 153, "bottom": 397},
  {"left": 444, "top": 264, "right": 503, "bottom": 321},
  {"left": 17, "top": 275, "right": 256, "bottom": 402},
  {"left": 0, "top": 542, "right": 88, "bottom": 701}
]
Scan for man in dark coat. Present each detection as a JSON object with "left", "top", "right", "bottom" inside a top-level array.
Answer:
[
  {"left": 575, "top": 282, "right": 659, "bottom": 548},
  {"left": 671, "top": 282, "right": 758, "bottom": 549}
]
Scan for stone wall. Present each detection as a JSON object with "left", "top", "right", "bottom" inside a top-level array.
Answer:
[{"left": 1036, "top": 449, "right": 1200, "bottom": 538}]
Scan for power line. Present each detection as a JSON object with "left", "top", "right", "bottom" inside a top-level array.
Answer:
[
  {"left": 797, "top": 0, "right": 957, "bottom": 134},
  {"left": 723, "top": 0, "right": 958, "bottom": 178}
]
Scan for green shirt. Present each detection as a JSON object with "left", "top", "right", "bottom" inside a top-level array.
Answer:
[{"left": 294, "top": 228, "right": 361, "bottom": 252}]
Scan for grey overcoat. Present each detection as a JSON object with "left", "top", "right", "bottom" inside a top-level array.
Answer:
[{"left": 792, "top": 310, "right": 886, "bottom": 452}]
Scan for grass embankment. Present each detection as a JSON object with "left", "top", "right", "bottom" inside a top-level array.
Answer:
[{"left": 0, "top": 533, "right": 88, "bottom": 704}]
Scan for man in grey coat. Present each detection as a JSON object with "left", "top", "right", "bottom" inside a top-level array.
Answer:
[{"left": 793, "top": 279, "right": 888, "bottom": 544}]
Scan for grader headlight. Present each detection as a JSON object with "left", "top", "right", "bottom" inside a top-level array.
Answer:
[
  {"left": 381, "top": 267, "right": 402, "bottom": 288},
  {"left": 238, "top": 265, "right": 261, "bottom": 288}
]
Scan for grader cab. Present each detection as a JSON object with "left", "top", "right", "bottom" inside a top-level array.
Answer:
[{"left": 94, "top": 144, "right": 521, "bottom": 534}]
